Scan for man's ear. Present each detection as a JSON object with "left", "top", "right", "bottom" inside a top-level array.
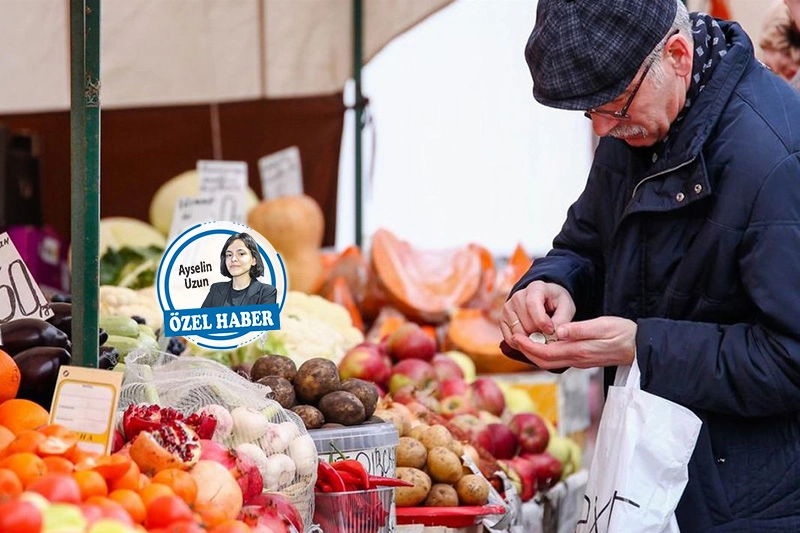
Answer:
[{"left": 666, "top": 33, "right": 693, "bottom": 77}]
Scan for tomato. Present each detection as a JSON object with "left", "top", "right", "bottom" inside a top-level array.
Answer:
[
  {"left": 0, "top": 499, "right": 43, "bottom": 533},
  {"left": 145, "top": 495, "right": 195, "bottom": 529},
  {"left": 27, "top": 472, "right": 82, "bottom": 504}
]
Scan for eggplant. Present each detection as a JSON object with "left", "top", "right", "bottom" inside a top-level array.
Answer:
[
  {"left": 13, "top": 346, "right": 71, "bottom": 409},
  {"left": 0, "top": 317, "right": 71, "bottom": 356},
  {"left": 98, "top": 328, "right": 109, "bottom": 346},
  {"left": 98, "top": 345, "right": 120, "bottom": 370},
  {"left": 46, "top": 302, "right": 72, "bottom": 338}
]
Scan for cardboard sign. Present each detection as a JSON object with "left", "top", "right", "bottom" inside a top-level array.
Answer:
[
  {"left": 258, "top": 146, "right": 303, "bottom": 199},
  {"left": 168, "top": 196, "right": 219, "bottom": 244},
  {"left": 197, "top": 160, "right": 248, "bottom": 223},
  {"left": 49, "top": 366, "right": 124, "bottom": 455},
  {"left": 0, "top": 231, "right": 53, "bottom": 325}
]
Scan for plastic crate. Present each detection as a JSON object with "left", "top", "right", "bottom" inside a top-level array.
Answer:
[{"left": 314, "top": 487, "right": 393, "bottom": 533}]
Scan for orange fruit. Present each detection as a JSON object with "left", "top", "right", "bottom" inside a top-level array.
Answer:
[
  {"left": 0, "top": 430, "right": 46, "bottom": 459},
  {"left": 151, "top": 468, "right": 198, "bottom": 505},
  {"left": 137, "top": 482, "right": 175, "bottom": 509},
  {"left": 0, "top": 399, "right": 49, "bottom": 436},
  {"left": 209, "top": 521, "right": 253, "bottom": 533},
  {"left": 0, "top": 351, "right": 21, "bottom": 404},
  {"left": 73, "top": 469, "right": 109, "bottom": 500},
  {"left": 108, "top": 489, "right": 147, "bottom": 524},
  {"left": 0, "top": 425, "right": 14, "bottom": 454},
  {"left": 195, "top": 502, "right": 235, "bottom": 529},
  {"left": 108, "top": 460, "right": 143, "bottom": 492},
  {"left": 91, "top": 454, "right": 132, "bottom": 481},
  {"left": 42, "top": 456, "right": 75, "bottom": 475},
  {"left": 0, "top": 452, "right": 47, "bottom": 488},
  {"left": 0, "top": 467, "right": 23, "bottom": 500}
]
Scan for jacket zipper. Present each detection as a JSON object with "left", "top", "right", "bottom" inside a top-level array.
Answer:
[{"left": 629, "top": 156, "right": 697, "bottom": 203}]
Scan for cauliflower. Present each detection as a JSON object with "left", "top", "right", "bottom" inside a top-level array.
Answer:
[
  {"left": 259, "top": 291, "right": 364, "bottom": 366},
  {"left": 99, "top": 285, "right": 163, "bottom": 330}
]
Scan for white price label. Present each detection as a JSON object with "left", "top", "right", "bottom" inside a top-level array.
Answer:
[
  {"left": 197, "top": 160, "right": 248, "bottom": 223},
  {"left": 168, "top": 196, "right": 219, "bottom": 244},
  {"left": 0, "top": 232, "right": 53, "bottom": 325},
  {"left": 258, "top": 146, "right": 303, "bottom": 199}
]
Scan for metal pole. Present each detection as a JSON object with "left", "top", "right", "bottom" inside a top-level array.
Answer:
[
  {"left": 70, "top": 0, "right": 101, "bottom": 368},
  {"left": 353, "top": 0, "right": 364, "bottom": 248}
]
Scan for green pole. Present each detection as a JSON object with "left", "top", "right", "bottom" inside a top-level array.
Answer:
[
  {"left": 353, "top": 0, "right": 364, "bottom": 248},
  {"left": 70, "top": 0, "right": 101, "bottom": 368}
]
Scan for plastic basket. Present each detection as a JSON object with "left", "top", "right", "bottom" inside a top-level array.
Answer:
[{"left": 313, "top": 487, "right": 393, "bottom": 533}]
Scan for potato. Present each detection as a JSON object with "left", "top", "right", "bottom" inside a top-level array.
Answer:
[
  {"left": 294, "top": 358, "right": 340, "bottom": 404},
  {"left": 291, "top": 404, "right": 325, "bottom": 430},
  {"left": 456, "top": 474, "right": 490, "bottom": 506},
  {"left": 420, "top": 425, "right": 454, "bottom": 451},
  {"left": 250, "top": 354, "right": 297, "bottom": 382},
  {"left": 395, "top": 467, "right": 432, "bottom": 507},
  {"left": 424, "top": 483, "right": 459, "bottom": 507},
  {"left": 426, "top": 446, "right": 463, "bottom": 484},
  {"left": 448, "top": 439, "right": 464, "bottom": 458},
  {"left": 257, "top": 375, "right": 296, "bottom": 408},
  {"left": 396, "top": 437, "right": 428, "bottom": 469},
  {"left": 339, "top": 378, "right": 379, "bottom": 419},
  {"left": 374, "top": 408, "right": 410, "bottom": 437},
  {"left": 318, "top": 390, "right": 366, "bottom": 426},
  {"left": 406, "top": 423, "right": 429, "bottom": 441}
]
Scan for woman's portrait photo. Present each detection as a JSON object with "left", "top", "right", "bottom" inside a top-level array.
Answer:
[{"left": 201, "top": 232, "right": 277, "bottom": 308}]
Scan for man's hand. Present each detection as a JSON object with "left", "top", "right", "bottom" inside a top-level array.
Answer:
[
  {"left": 500, "top": 280, "right": 576, "bottom": 347},
  {"left": 509, "top": 316, "right": 637, "bottom": 370}
]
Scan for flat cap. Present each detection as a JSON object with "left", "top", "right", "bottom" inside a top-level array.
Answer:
[{"left": 525, "top": 0, "right": 678, "bottom": 110}]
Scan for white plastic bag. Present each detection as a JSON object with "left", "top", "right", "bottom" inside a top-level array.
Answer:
[{"left": 576, "top": 364, "right": 702, "bottom": 533}]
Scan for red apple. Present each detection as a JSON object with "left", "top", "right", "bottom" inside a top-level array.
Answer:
[
  {"left": 439, "top": 377, "right": 471, "bottom": 399},
  {"left": 338, "top": 342, "right": 393, "bottom": 388},
  {"left": 470, "top": 377, "right": 506, "bottom": 416},
  {"left": 479, "top": 422, "right": 518, "bottom": 459},
  {"left": 440, "top": 395, "right": 478, "bottom": 419},
  {"left": 449, "top": 414, "right": 487, "bottom": 438},
  {"left": 388, "top": 358, "right": 436, "bottom": 394},
  {"left": 521, "top": 451, "right": 563, "bottom": 492},
  {"left": 507, "top": 456, "right": 537, "bottom": 502},
  {"left": 387, "top": 323, "right": 437, "bottom": 362},
  {"left": 508, "top": 412, "right": 550, "bottom": 454},
  {"left": 431, "top": 353, "right": 465, "bottom": 382}
]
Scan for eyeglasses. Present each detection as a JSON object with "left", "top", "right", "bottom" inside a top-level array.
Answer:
[{"left": 584, "top": 29, "right": 680, "bottom": 121}]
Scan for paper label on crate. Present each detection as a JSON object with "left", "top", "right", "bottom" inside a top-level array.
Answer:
[
  {"left": 197, "top": 160, "right": 249, "bottom": 223},
  {"left": 49, "top": 366, "right": 123, "bottom": 455},
  {"left": 0, "top": 232, "right": 53, "bottom": 326},
  {"left": 258, "top": 146, "right": 303, "bottom": 199}
]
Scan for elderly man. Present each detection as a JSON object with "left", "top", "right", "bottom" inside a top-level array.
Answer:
[{"left": 501, "top": 0, "right": 800, "bottom": 531}]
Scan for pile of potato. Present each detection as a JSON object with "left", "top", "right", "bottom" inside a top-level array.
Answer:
[
  {"left": 394, "top": 422, "right": 491, "bottom": 508},
  {"left": 248, "top": 354, "right": 381, "bottom": 430}
]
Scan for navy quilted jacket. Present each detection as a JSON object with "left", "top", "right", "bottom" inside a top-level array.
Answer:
[{"left": 511, "top": 21, "right": 800, "bottom": 532}]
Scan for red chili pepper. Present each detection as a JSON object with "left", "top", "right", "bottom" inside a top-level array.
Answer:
[
  {"left": 368, "top": 474, "right": 414, "bottom": 488},
  {"left": 316, "top": 460, "right": 347, "bottom": 493},
  {"left": 331, "top": 459, "right": 370, "bottom": 490}
]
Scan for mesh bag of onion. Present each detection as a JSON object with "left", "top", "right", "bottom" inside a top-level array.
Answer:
[{"left": 119, "top": 350, "right": 317, "bottom": 531}]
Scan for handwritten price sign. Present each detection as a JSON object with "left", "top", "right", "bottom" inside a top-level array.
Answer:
[{"left": 0, "top": 232, "right": 53, "bottom": 325}]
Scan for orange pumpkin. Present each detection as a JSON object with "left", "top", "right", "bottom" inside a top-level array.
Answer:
[{"left": 446, "top": 308, "right": 534, "bottom": 374}]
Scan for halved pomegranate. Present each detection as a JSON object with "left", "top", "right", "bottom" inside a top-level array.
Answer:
[
  {"left": 122, "top": 404, "right": 217, "bottom": 441},
  {"left": 129, "top": 421, "right": 201, "bottom": 475}
]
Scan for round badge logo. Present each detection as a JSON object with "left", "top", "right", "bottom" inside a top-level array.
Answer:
[{"left": 156, "top": 221, "right": 286, "bottom": 350}]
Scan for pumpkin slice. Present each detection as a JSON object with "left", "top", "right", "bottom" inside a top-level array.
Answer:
[
  {"left": 446, "top": 308, "right": 534, "bottom": 374},
  {"left": 496, "top": 243, "right": 532, "bottom": 294},
  {"left": 464, "top": 243, "right": 497, "bottom": 310},
  {"left": 371, "top": 228, "right": 482, "bottom": 324},
  {"left": 320, "top": 276, "right": 365, "bottom": 332}
]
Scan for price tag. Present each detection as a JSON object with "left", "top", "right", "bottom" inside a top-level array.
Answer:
[
  {"left": 197, "top": 160, "right": 248, "bottom": 223},
  {"left": 258, "top": 146, "right": 303, "bottom": 199},
  {"left": 0, "top": 232, "right": 53, "bottom": 325},
  {"left": 168, "top": 196, "right": 219, "bottom": 244},
  {"left": 49, "top": 366, "right": 124, "bottom": 455}
]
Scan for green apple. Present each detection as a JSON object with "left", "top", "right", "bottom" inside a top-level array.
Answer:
[
  {"left": 42, "top": 503, "right": 87, "bottom": 533},
  {"left": 442, "top": 350, "right": 477, "bottom": 382},
  {"left": 88, "top": 519, "right": 138, "bottom": 533}
]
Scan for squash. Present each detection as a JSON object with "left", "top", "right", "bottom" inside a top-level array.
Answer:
[
  {"left": 247, "top": 194, "right": 325, "bottom": 293},
  {"left": 446, "top": 308, "right": 534, "bottom": 374},
  {"left": 463, "top": 243, "right": 497, "bottom": 310},
  {"left": 370, "top": 228, "right": 482, "bottom": 324},
  {"left": 320, "top": 276, "right": 365, "bottom": 332}
]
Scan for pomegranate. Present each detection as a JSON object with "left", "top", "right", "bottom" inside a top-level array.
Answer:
[
  {"left": 122, "top": 403, "right": 217, "bottom": 441},
  {"left": 129, "top": 421, "right": 201, "bottom": 475},
  {"left": 199, "top": 439, "right": 263, "bottom": 501},
  {"left": 243, "top": 493, "right": 303, "bottom": 533},
  {"left": 191, "top": 460, "right": 244, "bottom": 522}
]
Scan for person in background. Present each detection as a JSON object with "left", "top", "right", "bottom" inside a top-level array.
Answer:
[
  {"left": 501, "top": 0, "right": 800, "bottom": 531},
  {"left": 201, "top": 232, "right": 277, "bottom": 308},
  {"left": 760, "top": 0, "right": 800, "bottom": 89},
  {"left": 786, "top": 0, "right": 800, "bottom": 89}
]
